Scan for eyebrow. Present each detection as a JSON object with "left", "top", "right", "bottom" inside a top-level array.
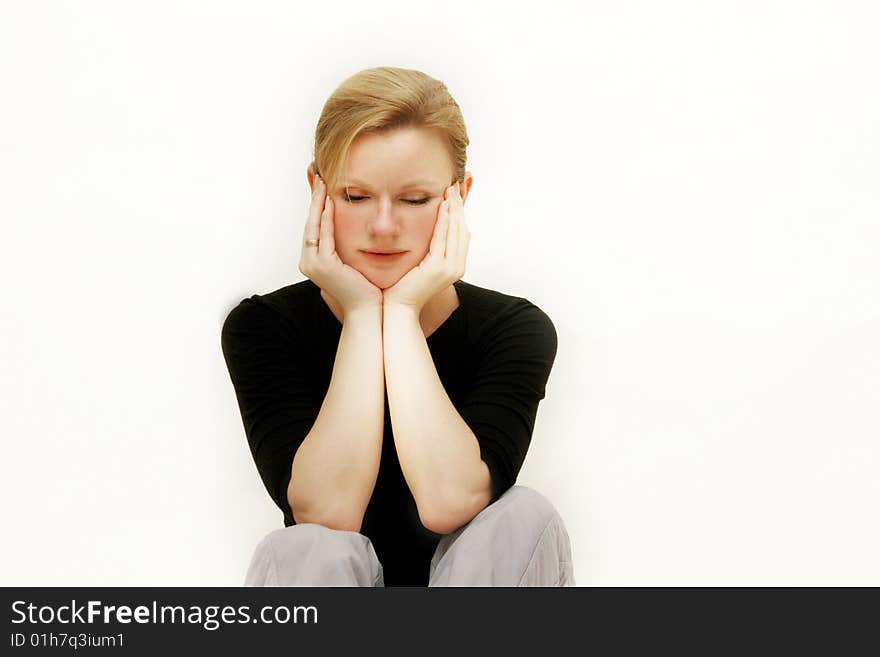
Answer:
[{"left": 342, "top": 178, "right": 440, "bottom": 190}]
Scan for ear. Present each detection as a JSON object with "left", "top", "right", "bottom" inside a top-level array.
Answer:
[{"left": 459, "top": 173, "right": 474, "bottom": 204}]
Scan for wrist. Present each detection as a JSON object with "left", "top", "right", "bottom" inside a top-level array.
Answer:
[
  {"left": 343, "top": 303, "right": 384, "bottom": 324},
  {"left": 382, "top": 302, "right": 421, "bottom": 320}
]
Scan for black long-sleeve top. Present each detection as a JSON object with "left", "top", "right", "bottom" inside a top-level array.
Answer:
[{"left": 220, "top": 278, "right": 557, "bottom": 586}]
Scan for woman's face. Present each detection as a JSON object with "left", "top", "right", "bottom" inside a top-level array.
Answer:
[{"left": 319, "top": 126, "right": 466, "bottom": 290}]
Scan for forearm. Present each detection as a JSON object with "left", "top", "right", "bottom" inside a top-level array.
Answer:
[
  {"left": 382, "top": 304, "right": 491, "bottom": 533},
  {"left": 288, "top": 306, "right": 384, "bottom": 531}
]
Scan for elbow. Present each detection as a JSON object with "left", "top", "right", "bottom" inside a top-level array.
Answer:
[
  {"left": 418, "top": 497, "right": 467, "bottom": 536},
  {"left": 289, "top": 486, "right": 363, "bottom": 533},
  {"left": 309, "top": 514, "right": 363, "bottom": 533},
  {"left": 420, "top": 484, "right": 492, "bottom": 535},
  {"left": 422, "top": 516, "right": 460, "bottom": 536},
  {"left": 292, "top": 503, "right": 364, "bottom": 533},
  {"left": 421, "top": 510, "right": 466, "bottom": 536}
]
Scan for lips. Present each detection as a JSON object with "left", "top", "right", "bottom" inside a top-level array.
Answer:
[{"left": 362, "top": 251, "right": 407, "bottom": 261}]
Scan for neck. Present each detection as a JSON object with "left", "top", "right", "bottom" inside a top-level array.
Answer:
[{"left": 319, "top": 283, "right": 459, "bottom": 337}]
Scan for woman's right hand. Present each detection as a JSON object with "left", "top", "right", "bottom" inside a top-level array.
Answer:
[{"left": 298, "top": 175, "right": 383, "bottom": 316}]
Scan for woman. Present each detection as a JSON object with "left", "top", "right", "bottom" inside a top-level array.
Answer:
[{"left": 221, "top": 66, "right": 575, "bottom": 586}]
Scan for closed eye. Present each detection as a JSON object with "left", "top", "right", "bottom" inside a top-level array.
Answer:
[{"left": 345, "top": 195, "right": 431, "bottom": 206}]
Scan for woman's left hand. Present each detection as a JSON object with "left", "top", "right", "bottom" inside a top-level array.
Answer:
[{"left": 382, "top": 182, "right": 470, "bottom": 313}]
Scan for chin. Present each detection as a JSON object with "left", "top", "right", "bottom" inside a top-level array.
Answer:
[
  {"left": 349, "top": 253, "right": 419, "bottom": 290},
  {"left": 366, "top": 272, "right": 405, "bottom": 290}
]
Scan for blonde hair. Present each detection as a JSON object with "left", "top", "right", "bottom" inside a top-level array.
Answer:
[{"left": 309, "top": 67, "right": 469, "bottom": 194}]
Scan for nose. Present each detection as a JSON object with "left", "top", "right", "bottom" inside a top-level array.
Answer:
[{"left": 367, "top": 197, "right": 402, "bottom": 238}]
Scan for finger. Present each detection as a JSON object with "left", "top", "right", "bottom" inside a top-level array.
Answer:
[
  {"left": 460, "top": 223, "right": 470, "bottom": 275},
  {"left": 446, "top": 182, "right": 463, "bottom": 258},
  {"left": 320, "top": 195, "right": 335, "bottom": 256},
  {"left": 451, "top": 183, "right": 468, "bottom": 273},
  {"left": 305, "top": 176, "right": 325, "bottom": 242},
  {"left": 455, "top": 184, "right": 469, "bottom": 256},
  {"left": 446, "top": 196, "right": 459, "bottom": 261},
  {"left": 429, "top": 199, "right": 450, "bottom": 258}
]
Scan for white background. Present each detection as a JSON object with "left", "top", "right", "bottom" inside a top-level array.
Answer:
[{"left": 1, "top": 0, "right": 877, "bottom": 586}]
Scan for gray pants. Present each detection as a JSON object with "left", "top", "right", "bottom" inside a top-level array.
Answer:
[{"left": 244, "top": 485, "right": 576, "bottom": 586}]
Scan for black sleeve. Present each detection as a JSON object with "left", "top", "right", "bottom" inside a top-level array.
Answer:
[
  {"left": 220, "top": 299, "right": 321, "bottom": 525},
  {"left": 457, "top": 303, "right": 558, "bottom": 506}
]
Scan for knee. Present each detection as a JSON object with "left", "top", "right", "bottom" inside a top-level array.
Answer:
[
  {"left": 247, "top": 523, "right": 381, "bottom": 587},
  {"left": 452, "top": 485, "right": 568, "bottom": 546},
  {"left": 430, "top": 486, "right": 573, "bottom": 586},
  {"left": 255, "top": 523, "right": 369, "bottom": 558},
  {"left": 492, "top": 486, "right": 574, "bottom": 565},
  {"left": 493, "top": 485, "right": 562, "bottom": 527}
]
